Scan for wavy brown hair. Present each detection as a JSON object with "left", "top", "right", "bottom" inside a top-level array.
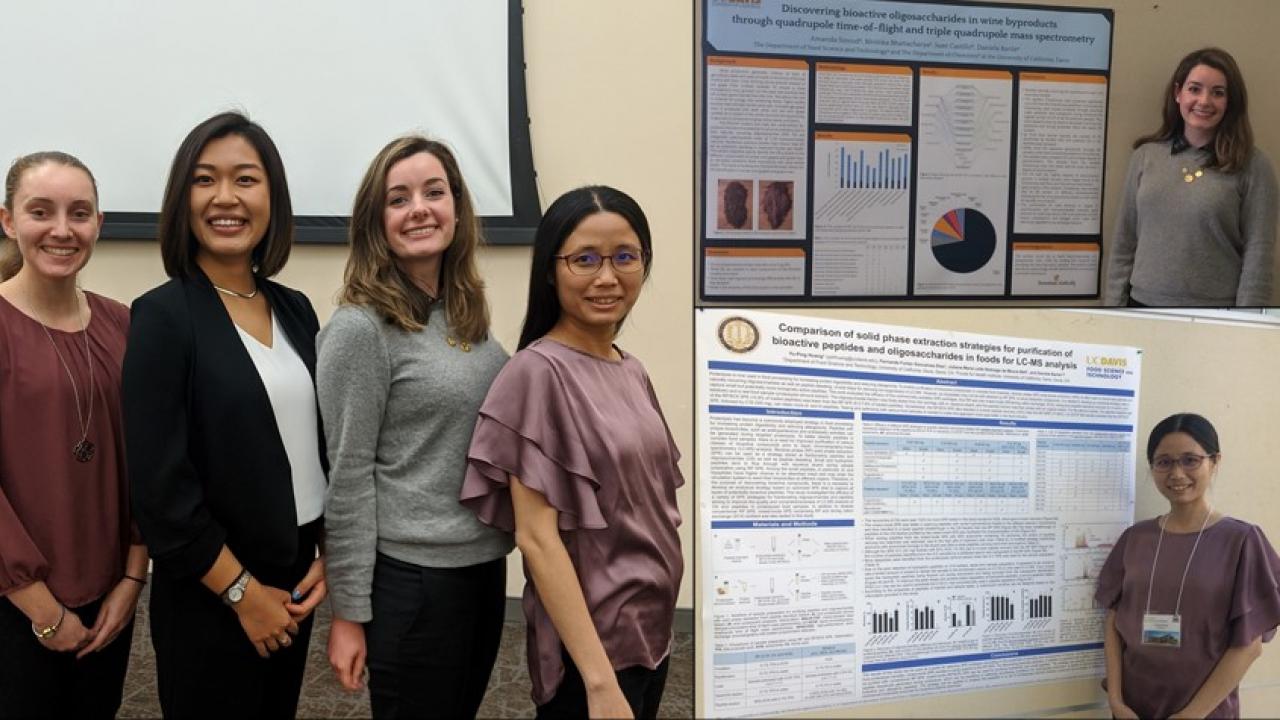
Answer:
[
  {"left": 1135, "top": 47, "right": 1253, "bottom": 173},
  {"left": 2, "top": 151, "right": 100, "bottom": 281},
  {"left": 341, "top": 136, "right": 490, "bottom": 342}
]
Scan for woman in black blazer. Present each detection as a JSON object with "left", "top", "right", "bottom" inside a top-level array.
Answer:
[{"left": 123, "top": 112, "right": 328, "bottom": 718}]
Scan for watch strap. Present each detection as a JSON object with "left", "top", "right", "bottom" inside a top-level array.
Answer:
[
  {"left": 31, "top": 605, "right": 67, "bottom": 640},
  {"left": 220, "top": 568, "right": 251, "bottom": 606}
]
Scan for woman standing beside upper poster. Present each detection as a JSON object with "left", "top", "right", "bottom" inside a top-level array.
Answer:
[
  {"left": 1105, "top": 47, "right": 1277, "bottom": 307},
  {"left": 1097, "top": 413, "right": 1280, "bottom": 719}
]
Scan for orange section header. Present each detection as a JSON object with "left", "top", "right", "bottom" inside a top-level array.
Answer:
[
  {"left": 1021, "top": 72, "right": 1107, "bottom": 85},
  {"left": 708, "top": 56, "right": 807, "bottom": 71},
  {"left": 816, "top": 63, "right": 911, "bottom": 76},
  {"left": 921, "top": 67, "right": 1011, "bottom": 81},
  {"left": 816, "top": 131, "right": 911, "bottom": 144},
  {"left": 1014, "top": 243, "right": 1101, "bottom": 252},
  {"left": 706, "top": 247, "right": 806, "bottom": 258}
]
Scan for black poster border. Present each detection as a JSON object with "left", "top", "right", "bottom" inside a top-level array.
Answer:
[{"left": 695, "top": 0, "right": 1116, "bottom": 303}]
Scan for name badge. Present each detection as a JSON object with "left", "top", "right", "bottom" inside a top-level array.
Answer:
[{"left": 1142, "top": 613, "right": 1181, "bottom": 647}]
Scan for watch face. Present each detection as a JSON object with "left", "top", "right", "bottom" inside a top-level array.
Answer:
[{"left": 228, "top": 586, "right": 244, "bottom": 603}]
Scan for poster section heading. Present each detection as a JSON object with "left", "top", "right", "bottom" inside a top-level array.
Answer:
[
  {"left": 707, "top": 0, "right": 1111, "bottom": 70},
  {"left": 696, "top": 309, "right": 1138, "bottom": 717},
  {"left": 700, "top": 0, "right": 1112, "bottom": 301}
]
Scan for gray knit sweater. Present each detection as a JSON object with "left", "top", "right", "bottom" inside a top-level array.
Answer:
[
  {"left": 1105, "top": 140, "right": 1277, "bottom": 306},
  {"left": 317, "top": 304, "right": 513, "bottom": 622}
]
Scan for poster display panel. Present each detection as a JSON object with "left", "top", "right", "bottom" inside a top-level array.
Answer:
[
  {"left": 697, "top": 0, "right": 1113, "bottom": 300},
  {"left": 697, "top": 309, "right": 1140, "bottom": 717}
]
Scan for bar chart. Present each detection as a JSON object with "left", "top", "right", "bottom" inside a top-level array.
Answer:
[
  {"left": 1027, "top": 592, "right": 1052, "bottom": 619},
  {"left": 987, "top": 594, "right": 1016, "bottom": 622},
  {"left": 910, "top": 604, "right": 936, "bottom": 631},
  {"left": 870, "top": 608, "right": 900, "bottom": 634},
  {"left": 834, "top": 145, "right": 910, "bottom": 189},
  {"left": 813, "top": 133, "right": 913, "bottom": 224},
  {"left": 811, "top": 131, "right": 913, "bottom": 295}
]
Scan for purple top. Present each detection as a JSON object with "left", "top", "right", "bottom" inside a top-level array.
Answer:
[
  {"left": 462, "top": 338, "right": 684, "bottom": 705},
  {"left": 1096, "top": 517, "right": 1280, "bottom": 718},
  {"left": 0, "top": 292, "right": 139, "bottom": 607}
]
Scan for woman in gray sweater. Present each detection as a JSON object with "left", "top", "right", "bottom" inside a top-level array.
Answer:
[
  {"left": 317, "top": 136, "right": 512, "bottom": 719},
  {"left": 1105, "top": 47, "right": 1277, "bottom": 307}
]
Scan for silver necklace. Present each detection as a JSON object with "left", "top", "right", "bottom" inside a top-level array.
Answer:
[
  {"left": 212, "top": 283, "right": 259, "bottom": 299},
  {"left": 31, "top": 294, "right": 96, "bottom": 462}
]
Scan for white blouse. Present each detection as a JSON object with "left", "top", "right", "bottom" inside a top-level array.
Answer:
[{"left": 235, "top": 312, "right": 327, "bottom": 525}]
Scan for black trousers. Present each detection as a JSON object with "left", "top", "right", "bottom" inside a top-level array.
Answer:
[
  {"left": 536, "top": 650, "right": 671, "bottom": 720},
  {"left": 365, "top": 553, "right": 507, "bottom": 720},
  {"left": 0, "top": 594, "right": 135, "bottom": 719},
  {"left": 150, "top": 521, "right": 319, "bottom": 719}
]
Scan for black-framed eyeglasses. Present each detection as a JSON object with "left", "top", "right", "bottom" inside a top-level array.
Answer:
[
  {"left": 1151, "top": 453, "right": 1216, "bottom": 473},
  {"left": 554, "top": 248, "right": 646, "bottom": 276}
]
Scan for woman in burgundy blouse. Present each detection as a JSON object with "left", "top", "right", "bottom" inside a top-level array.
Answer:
[
  {"left": 1098, "top": 413, "right": 1280, "bottom": 718},
  {"left": 0, "top": 151, "right": 149, "bottom": 717},
  {"left": 463, "top": 186, "right": 684, "bottom": 719}
]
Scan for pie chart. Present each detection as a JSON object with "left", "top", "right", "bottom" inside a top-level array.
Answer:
[{"left": 930, "top": 208, "right": 996, "bottom": 273}]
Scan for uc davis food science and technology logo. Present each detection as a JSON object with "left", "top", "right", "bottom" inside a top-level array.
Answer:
[
  {"left": 1085, "top": 354, "right": 1127, "bottom": 380},
  {"left": 718, "top": 316, "right": 759, "bottom": 353}
]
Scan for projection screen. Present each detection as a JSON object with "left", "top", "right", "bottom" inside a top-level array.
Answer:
[{"left": 0, "top": 0, "right": 538, "bottom": 244}]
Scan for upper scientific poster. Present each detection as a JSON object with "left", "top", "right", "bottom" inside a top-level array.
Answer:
[{"left": 697, "top": 0, "right": 1114, "bottom": 301}]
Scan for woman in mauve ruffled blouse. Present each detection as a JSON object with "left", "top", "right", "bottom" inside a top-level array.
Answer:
[{"left": 463, "top": 185, "right": 683, "bottom": 720}]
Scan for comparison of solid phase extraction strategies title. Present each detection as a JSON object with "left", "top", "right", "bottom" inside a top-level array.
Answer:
[
  {"left": 697, "top": 0, "right": 1114, "bottom": 300},
  {"left": 696, "top": 309, "right": 1140, "bottom": 718}
]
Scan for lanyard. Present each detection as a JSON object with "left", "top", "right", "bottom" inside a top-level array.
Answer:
[{"left": 1144, "top": 508, "right": 1212, "bottom": 617}]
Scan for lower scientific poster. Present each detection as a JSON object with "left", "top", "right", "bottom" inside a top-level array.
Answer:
[{"left": 697, "top": 309, "right": 1140, "bottom": 718}]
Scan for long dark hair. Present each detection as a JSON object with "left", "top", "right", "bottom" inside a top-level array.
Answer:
[
  {"left": 1146, "top": 412, "right": 1221, "bottom": 464},
  {"left": 158, "top": 111, "right": 295, "bottom": 278},
  {"left": 517, "top": 185, "right": 652, "bottom": 350},
  {"left": 1134, "top": 47, "right": 1253, "bottom": 173}
]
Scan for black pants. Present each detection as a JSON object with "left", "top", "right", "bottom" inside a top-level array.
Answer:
[
  {"left": 536, "top": 650, "right": 671, "bottom": 720},
  {"left": 150, "top": 522, "right": 319, "bottom": 719},
  {"left": 365, "top": 553, "right": 507, "bottom": 720},
  {"left": 0, "top": 594, "right": 135, "bottom": 719}
]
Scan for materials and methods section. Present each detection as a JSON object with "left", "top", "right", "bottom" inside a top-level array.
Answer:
[{"left": 697, "top": 309, "right": 1140, "bottom": 717}]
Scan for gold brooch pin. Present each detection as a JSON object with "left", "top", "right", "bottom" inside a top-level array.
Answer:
[{"left": 1182, "top": 167, "right": 1204, "bottom": 183}]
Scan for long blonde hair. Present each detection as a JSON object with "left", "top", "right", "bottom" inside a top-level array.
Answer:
[
  {"left": 341, "top": 137, "right": 490, "bottom": 342},
  {"left": 2, "top": 151, "right": 100, "bottom": 281}
]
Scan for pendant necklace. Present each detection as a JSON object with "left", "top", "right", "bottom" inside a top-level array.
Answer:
[{"left": 31, "top": 293, "right": 96, "bottom": 462}]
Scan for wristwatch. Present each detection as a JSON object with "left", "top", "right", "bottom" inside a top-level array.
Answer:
[
  {"left": 31, "top": 605, "right": 66, "bottom": 640},
  {"left": 221, "top": 569, "right": 252, "bottom": 607}
]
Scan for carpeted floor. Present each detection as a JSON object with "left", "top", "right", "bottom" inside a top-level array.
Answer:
[{"left": 116, "top": 590, "right": 692, "bottom": 718}]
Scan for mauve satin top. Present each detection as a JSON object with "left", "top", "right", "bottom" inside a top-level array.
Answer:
[
  {"left": 0, "top": 292, "right": 139, "bottom": 607},
  {"left": 463, "top": 338, "right": 684, "bottom": 705},
  {"left": 1096, "top": 517, "right": 1280, "bottom": 718}
]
